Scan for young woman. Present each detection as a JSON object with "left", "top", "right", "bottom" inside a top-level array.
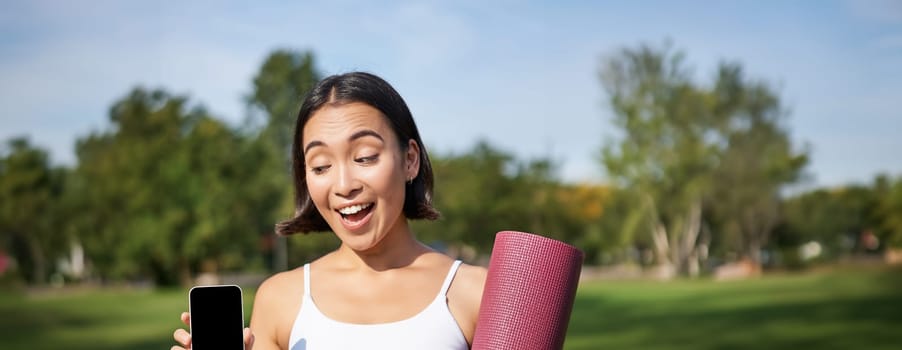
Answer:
[{"left": 172, "top": 72, "right": 486, "bottom": 350}]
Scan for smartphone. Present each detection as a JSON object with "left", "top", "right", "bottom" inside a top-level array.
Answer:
[{"left": 188, "top": 284, "right": 245, "bottom": 350}]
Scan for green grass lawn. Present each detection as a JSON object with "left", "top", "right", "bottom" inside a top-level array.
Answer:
[
  {"left": 0, "top": 265, "right": 899, "bottom": 350},
  {"left": 566, "top": 265, "right": 902, "bottom": 350}
]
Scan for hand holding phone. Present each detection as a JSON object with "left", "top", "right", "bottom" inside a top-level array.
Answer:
[{"left": 188, "top": 285, "right": 246, "bottom": 350}]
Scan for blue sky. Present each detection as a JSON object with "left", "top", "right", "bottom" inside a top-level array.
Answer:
[{"left": 1, "top": 0, "right": 901, "bottom": 188}]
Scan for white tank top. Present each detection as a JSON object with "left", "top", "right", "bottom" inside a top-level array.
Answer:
[{"left": 288, "top": 260, "right": 469, "bottom": 350}]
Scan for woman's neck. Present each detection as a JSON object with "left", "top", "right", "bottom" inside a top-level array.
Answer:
[{"left": 335, "top": 224, "right": 432, "bottom": 272}]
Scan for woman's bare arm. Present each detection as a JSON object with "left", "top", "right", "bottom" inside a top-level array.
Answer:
[
  {"left": 250, "top": 270, "right": 304, "bottom": 350},
  {"left": 448, "top": 263, "right": 487, "bottom": 345}
]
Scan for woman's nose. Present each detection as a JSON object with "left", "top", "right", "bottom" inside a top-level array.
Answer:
[{"left": 333, "top": 164, "right": 361, "bottom": 198}]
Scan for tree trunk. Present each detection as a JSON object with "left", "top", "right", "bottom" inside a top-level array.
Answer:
[
  {"left": 741, "top": 202, "right": 776, "bottom": 273},
  {"left": 29, "top": 236, "right": 46, "bottom": 285},
  {"left": 178, "top": 257, "right": 193, "bottom": 286},
  {"left": 645, "top": 193, "right": 671, "bottom": 267},
  {"left": 274, "top": 236, "right": 288, "bottom": 272},
  {"left": 687, "top": 250, "right": 700, "bottom": 277},
  {"left": 679, "top": 200, "right": 702, "bottom": 277},
  {"left": 650, "top": 222, "right": 676, "bottom": 280},
  {"left": 652, "top": 222, "right": 670, "bottom": 265}
]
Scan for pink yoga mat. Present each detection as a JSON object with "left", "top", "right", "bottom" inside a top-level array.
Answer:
[{"left": 472, "top": 231, "right": 584, "bottom": 350}]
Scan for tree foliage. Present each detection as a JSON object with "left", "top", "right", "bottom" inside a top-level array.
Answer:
[
  {"left": 69, "top": 89, "right": 270, "bottom": 284},
  {"left": 706, "top": 64, "right": 808, "bottom": 265},
  {"left": 248, "top": 49, "right": 320, "bottom": 156},
  {"left": 599, "top": 43, "right": 808, "bottom": 275},
  {"left": 245, "top": 50, "right": 323, "bottom": 271},
  {"left": 778, "top": 175, "right": 902, "bottom": 257},
  {"left": 4, "top": 44, "right": 900, "bottom": 286},
  {"left": 877, "top": 177, "right": 902, "bottom": 248},
  {"left": 0, "top": 138, "right": 67, "bottom": 284},
  {"left": 417, "top": 141, "right": 579, "bottom": 255}
]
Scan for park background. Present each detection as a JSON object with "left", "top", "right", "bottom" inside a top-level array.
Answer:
[{"left": 1, "top": 0, "right": 901, "bottom": 349}]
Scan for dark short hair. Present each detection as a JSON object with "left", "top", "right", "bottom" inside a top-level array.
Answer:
[{"left": 275, "top": 72, "right": 440, "bottom": 235}]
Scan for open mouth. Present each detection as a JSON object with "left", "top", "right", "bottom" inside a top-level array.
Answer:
[{"left": 337, "top": 203, "right": 374, "bottom": 224}]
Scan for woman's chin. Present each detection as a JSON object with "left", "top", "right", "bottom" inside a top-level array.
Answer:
[
  {"left": 335, "top": 227, "right": 382, "bottom": 252},
  {"left": 342, "top": 238, "right": 382, "bottom": 255}
]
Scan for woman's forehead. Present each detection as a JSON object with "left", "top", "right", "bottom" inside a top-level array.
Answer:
[{"left": 303, "top": 102, "right": 394, "bottom": 143}]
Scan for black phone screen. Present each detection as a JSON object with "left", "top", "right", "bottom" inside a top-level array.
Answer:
[{"left": 189, "top": 285, "right": 245, "bottom": 350}]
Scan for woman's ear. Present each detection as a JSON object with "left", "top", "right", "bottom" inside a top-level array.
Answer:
[{"left": 406, "top": 139, "right": 420, "bottom": 180}]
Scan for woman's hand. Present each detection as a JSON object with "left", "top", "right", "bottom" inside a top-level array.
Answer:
[{"left": 171, "top": 312, "right": 255, "bottom": 350}]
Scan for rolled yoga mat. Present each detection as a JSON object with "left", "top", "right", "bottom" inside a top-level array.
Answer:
[{"left": 471, "top": 231, "right": 584, "bottom": 350}]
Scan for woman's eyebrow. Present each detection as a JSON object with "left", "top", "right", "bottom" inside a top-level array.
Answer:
[
  {"left": 304, "top": 129, "right": 384, "bottom": 154},
  {"left": 304, "top": 140, "right": 325, "bottom": 154},
  {"left": 350, "top": 129, "right": 384, "bottom": 143}
]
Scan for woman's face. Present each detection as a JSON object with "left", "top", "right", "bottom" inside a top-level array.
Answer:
[{"left": 302, "top": 102, "right": 418, "bottom": 252}]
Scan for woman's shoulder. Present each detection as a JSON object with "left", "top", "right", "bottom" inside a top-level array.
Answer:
[
  {"left": 250, "top": 265, "right": 307, "bottom": 348},
  {"left": 256, "top": 252, "right": 338, "bottom": 297},
  {"left": 255, "top": 266, "right": 306, "bottom": 305},
  {"left": 452, "top": 262, "right": 487, "bottom": 299},
  {"left": 417, "top": 251, "right": 485, "bottom": 291}
]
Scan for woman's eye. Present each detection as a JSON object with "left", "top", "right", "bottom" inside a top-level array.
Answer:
[
  {"left": 355, "top": 155, "right": 379, "bottom": 164},
  {"left": 310, "top": 165, "right": 330, "bottom": 174}
]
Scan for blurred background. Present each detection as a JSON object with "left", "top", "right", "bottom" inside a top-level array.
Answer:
[{"left": 1, "top": 1, "right": 900, "bottom": 349}]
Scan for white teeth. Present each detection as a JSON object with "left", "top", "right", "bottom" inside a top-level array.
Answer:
[{"left": 338, "top": 203, "right": 372, "bottom": 215}]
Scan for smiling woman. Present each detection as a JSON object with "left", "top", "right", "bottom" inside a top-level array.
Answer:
[
  {"left": 172, "top": 72, "right": 486, "bottom": 350},
  {"left": 301, "top": 102, "right": 419, "bottom": 251}
]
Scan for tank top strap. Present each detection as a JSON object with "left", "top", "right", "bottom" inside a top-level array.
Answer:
[
  {"left": 437, "top": 260, "right": 463, "bottom": 297},
  {"left": 303, "top": 263, "right": 311, "bottom": 297}
]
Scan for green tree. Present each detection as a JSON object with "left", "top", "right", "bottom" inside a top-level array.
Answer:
[
  {"left": 877, "top": 176, "right": 902, "bottom": 248},
  {"left": 248, "top": 50, "right": 320, "bottom": 155},
  {"left": 778, "top": 174, "right": 902, "bottom": 262},
  {"left": 244, "top": 50, "right": 323, "bottom": 271},
  {"left": 0, "top": 137, "right": 68, "bottom": 284},
  {"left": 599, "top": 43, "right": 717, "bottom": 276},
  {"left": 592, "top": 186, "right": 655, "bottom": 265},
  {"left": 558, "top": 182, "right": 621, "bottom": 265},
  {"left": 421, "top": 141, "right": 568, "bottom": 256},
  {"left": 599, "top": 43, "right": 807, "bottom": 275},
  {"left": 707, "top": 64, "right": 808, "bottom": 266},
  {"left": 70, "top": 88, "right": 264, "bottom": 285},
  {"left": 777, "top": 183, "right": 880, "bottom": 264}
]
